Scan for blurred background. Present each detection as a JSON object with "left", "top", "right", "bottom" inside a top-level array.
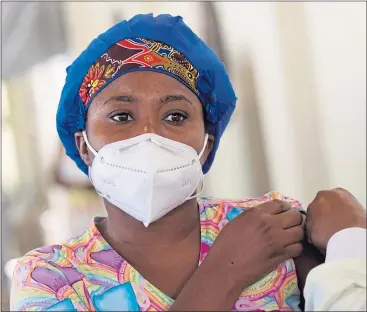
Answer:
[{"left": 1, "top": 1, "right": 366, "bottom": 309}]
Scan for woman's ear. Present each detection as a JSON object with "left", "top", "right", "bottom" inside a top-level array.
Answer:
[
  {"left": 200, "top": 134, "right": 215, "bottom": 166},
  {"left": 75, "top": 131, "right": 93, "bottom": 166}
]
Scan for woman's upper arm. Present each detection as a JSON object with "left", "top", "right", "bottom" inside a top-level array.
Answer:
[{"left": 10, "top": 254, "right": 88, "bottom": 311}]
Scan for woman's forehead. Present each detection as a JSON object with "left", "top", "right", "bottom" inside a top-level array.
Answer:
[{"left": 94, "top": 71, "right": 201, "bottom": 104}]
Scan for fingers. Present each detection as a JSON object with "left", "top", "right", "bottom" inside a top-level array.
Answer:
[
  {"left": 273, "top": 241, "right": 304, "bottom": 263},
  {"left": 300, "top": 210, "right": 307, "bottom": 227},
  {"left": 314, "top": 188, "right": 354, "bottom": 204},
  {"left": 332, "top": 187, "right": 365, "bottom": 205},
  {"left": 282, "top": 225, "right": 304, "bottom": 246},
  {"left": 274, "top": 209, "right": 303, "bottom": 229},
  {"left": 257, "top": 200, "right": 293, "bottom": 215},
  {"left": 284, "top": 242, "right": 303, "bottom": 258},
  {"left": 305, "top": 214, "right": 313, "bottom": 234}
]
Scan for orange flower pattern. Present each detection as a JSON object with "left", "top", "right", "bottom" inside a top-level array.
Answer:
[{"left": 79, "top": 63, "right": 107, "bottom": 104}]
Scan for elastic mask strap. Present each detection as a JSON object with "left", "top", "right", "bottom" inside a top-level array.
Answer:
[
  {"left": 187, "top": 134, "right": 208, "bottom": 200},
  {"left": 198, "top": 134, "right": 209, "bottom": 159},
  {"left": 187, "top": 179, "right": 205, "bottom": 201},
  {"left": 87, "top": 166, "right": 95, "bottom": 188},
  {"left": 87, "top": 154, "right": 105, "bottom": 197},
  {"left": 82, "top": 130, "right": 99, "bottom": 157}
]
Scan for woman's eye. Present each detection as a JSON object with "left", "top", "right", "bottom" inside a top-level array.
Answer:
[
  {"left": 164, "top": 112, "right": 187, "bottom": 124},
  {"left": 111, "top": 113, "right": 133, "bottom": 122}
]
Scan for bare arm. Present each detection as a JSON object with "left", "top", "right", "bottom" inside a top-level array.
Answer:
[
  {"left": 170, "top": 243, "right": 322, "bottom": 312},
  {"left": 170, "top": 200, "right": 305, "bottom": 311},
  {"left": 169, "top": 255, "right": 243, "bottom": 311}
]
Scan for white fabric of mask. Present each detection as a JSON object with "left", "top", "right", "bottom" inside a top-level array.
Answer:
[{"left": 82, "top": 132, "right": 208, "bottom": 227}]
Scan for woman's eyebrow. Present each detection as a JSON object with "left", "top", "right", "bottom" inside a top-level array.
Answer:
[
  {"left": 161, "top": 95, "right": 193, "bottom": 105},
  {"left": 103, "top": 94, "right": 193, "bottom": 106},
  {"left": 104, "top": 95, "right": 135, "bottom": 105}
]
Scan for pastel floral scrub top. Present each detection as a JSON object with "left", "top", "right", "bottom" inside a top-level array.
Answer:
[{"left": 11, "top": 192, "right": 302, "bottom": 311}]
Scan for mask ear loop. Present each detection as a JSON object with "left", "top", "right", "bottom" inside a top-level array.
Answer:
[
  {"left": 187, "top": 134, "right": 208, "bottom": 200},
  {"left": 187, "top": 179, "right": 205, "bottom": 200},
  {"left": 82, "top": 131, "right": 104, "bottom": 196},
  {"left": 198, "top": 134, "right": 209, "bottom": 159},
  {"left": 82, "top": 130, "right": 99, "bottom": 157}
]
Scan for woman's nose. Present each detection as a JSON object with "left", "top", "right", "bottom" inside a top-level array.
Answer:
[{"left": 139, "top": 117, "right": 158, "bottom": 135}]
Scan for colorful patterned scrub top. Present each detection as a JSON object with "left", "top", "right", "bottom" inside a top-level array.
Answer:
[{"left": 11, "top": 192, "right": 302, "bottom": 311}]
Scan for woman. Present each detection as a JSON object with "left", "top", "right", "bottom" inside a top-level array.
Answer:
[{"left": 10, "top": 14, "right": 322, "bottom": 311}]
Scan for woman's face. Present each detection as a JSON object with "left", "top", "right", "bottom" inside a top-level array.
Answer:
[{"left": 75, "top": 71, "right": 213, "bottom": 166}]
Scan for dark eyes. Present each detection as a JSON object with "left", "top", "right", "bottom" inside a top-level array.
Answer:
[
  {"left": 164, "top": 112, "right": 187, "bottom": 124},
  {"left": 110, "top": 111, "right": 188, "bottom": 125},
  {"left": 111, "top": 112, "right": 133, "bottom": 122}
]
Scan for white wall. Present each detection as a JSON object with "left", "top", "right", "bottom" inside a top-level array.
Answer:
[
  {"left": 64, "top": 2, "right": 204, "bottom": 57},
  {"left": 304, "top": 2, "right": 366, "bottom": 206},
  {"left": 212, "top": 2, "right": 300, "bottom": 200},
  {"left": 209, "top": 2, "right": 366, "bottom": 206}
]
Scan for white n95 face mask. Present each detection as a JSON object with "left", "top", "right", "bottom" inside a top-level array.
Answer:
[{"left": 82, "top": 131, "right": 208, "bottom": 227}]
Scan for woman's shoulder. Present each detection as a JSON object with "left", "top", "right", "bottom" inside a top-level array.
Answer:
[
  {"left": 11, "top": 245, "right": 88, "bottom": 311},
  {"left": 199, "top": 191, "right": 303, "bottom": 223},
  {"left": 10, "top": 225, "right": 95, "bottom": 311},
  {"left": 12, "top": 244, "right": 75, "bottom": 293},
  {"left": 15, "top": 217, "right": 99, "bottom": 269},
  {"left": 17, "top": 243, "right": 66, "bottom": 259}
]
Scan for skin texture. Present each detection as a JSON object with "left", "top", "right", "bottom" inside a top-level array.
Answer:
[
  {"left": 74, "top": 71, "right": 315, "bottom": 308},
  {"left": 200, "top": 200, "right": 305, "bottom": 286},
  {"left": 306, "top": 188, "right": 367, "bottom": 254}
]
